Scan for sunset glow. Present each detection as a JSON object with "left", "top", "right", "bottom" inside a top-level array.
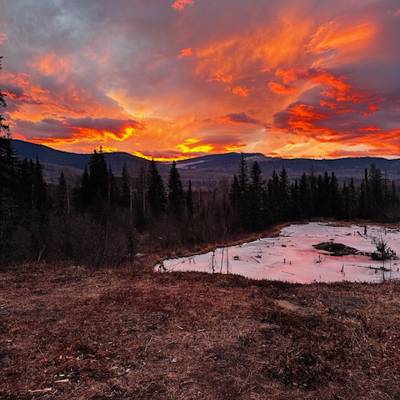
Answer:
[{"left": 0, "top": 1, "right": 399, "bottom": 159}]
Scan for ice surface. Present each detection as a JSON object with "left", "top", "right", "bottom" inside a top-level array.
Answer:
[{"left": 157, "top": 222, "right": 400, "bottom": 284}]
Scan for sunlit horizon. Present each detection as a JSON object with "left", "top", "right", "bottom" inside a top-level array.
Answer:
[{"left": 1, "top": 0, "right": 399, "bottom": 160}]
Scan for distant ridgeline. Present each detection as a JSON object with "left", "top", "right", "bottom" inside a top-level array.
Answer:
[
  {"left": 1, "top": 137, "right": 399, "bottom": 266},
  {"left": 11, "top": 139, "right": 400, "bottom": 185}
]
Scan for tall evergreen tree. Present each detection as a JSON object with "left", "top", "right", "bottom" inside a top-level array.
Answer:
[
  {"left": 120, "top": 163, "right": 131, "bottom": 208},
  {"left": 134, "top": 167, "right": 147, "bottom": 227},
  {"left": 168, "top": 161, "right": 184, "bottom": 217},
  {"left": 248, "top": 162, "right": 264, "bottom": 230},
  {"left": 147, "top": 159, "right": 166, "bottom": 218},
  {"left": 369, "top": 164, "right": 384, "bottom": 219},
  {"left": 229, "top": 175, "right": 240, "bottom": 209},
  {"left": 0, "top": 56, "right": 9, "bottom": 136},
  {"left": 186, "top": 180, "right": 194, "bottom": 217},
  {"left": 237, "top": 155, "right": 251, "bottom": 228},
  {"left": 268, "top": 170, "right": 281, "bottom": 221},
  {"left": 299, "top": 173, "right": 311, "bottom": 218},
  {"left": 88, "top": 148, "right": 108, "bottom": 204},
  {"left": 77, "top": 167, "right": 91, "bottom": 210},
  {"left": 279, "top": 167, "right": 290, "bottom": 219},
  {"left": 238, "top": 154, "right": 249, "bottom": 193},
  {"left": 32, "top": 158, "right": 47, "bottom": 215}
]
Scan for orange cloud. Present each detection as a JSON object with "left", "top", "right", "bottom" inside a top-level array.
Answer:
[
  {"left": 177, "top": 138, "right": 213, "bottom": 153},
  {"left": 178, "top": 47, "right": 194, "bottom": 59},
  {"left": 231, "top": 86, "right": 249, "bottom": 97},
  {"left": 307, "top": 21, "right": 376, "bottom": 55},
  {"left": 268, "top": 81, "right": 295, "bottom": 95},
  {"left": 171, "top": 0, "right": 193, "bottom": 11},
  {"left": 31, "top": 52, "right": 71, "bottom": 79},
  {"left": 193, "top": 16, "right": 313, "bottom": 88}
]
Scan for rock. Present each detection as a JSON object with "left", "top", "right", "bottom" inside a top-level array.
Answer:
[{"left": 313, "top": 242, "right": 359, "bottom": 256}]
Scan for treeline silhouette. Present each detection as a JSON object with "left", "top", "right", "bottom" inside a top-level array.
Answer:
[
  {"left": 1, "top": 57, "right": 399, "bottom": 265},
  {"left": 1, "top": 138, "right": 399, "bottom": 265}
]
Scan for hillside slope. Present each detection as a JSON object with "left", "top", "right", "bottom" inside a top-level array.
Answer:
[{"left": 1, "top": 263, "right": 400, "bottom": 399}]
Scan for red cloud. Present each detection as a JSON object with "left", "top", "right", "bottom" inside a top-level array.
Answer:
[
  {"left": 178, "top": 48, "right": 194, "bottom": 59},
  {"left": 171, "top": 0, "right": 193, "bottom": 11},
  {"left": 268, "top": 81, "right": 295, "bottom": 96},
  {"left": 231, "top": 86, "right": 249, "bottom": 97}
]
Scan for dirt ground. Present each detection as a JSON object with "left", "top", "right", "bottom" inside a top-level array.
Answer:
[{"left": 1, "top": 262, "right": 400, "bottom": 400}]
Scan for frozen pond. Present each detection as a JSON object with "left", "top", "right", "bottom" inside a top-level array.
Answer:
[{"left": 157, "top": 222, "right": 400, "bottom": 284}]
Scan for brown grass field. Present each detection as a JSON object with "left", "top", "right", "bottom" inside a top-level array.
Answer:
[{"left": 1, "top": 258, "right": 400, "bottom": 400}]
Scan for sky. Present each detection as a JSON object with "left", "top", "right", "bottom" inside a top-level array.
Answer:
[{"left": 0, "top": 0, "right": 399, "bottom": 160}]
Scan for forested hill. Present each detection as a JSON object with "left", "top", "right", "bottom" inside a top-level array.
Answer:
[
  {"left": 12, "top": 140, "right": 149, "bottom": 183},
  {"left": 12, "top": 139, "right": 400, "bottom": 183}
]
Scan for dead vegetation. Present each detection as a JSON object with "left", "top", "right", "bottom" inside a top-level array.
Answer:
[
  {"left": 313, "top": 242, "right": 360, "bottom": 256},
  {"left": 1, "top": 263, "right": 400, "bottom": 399}
]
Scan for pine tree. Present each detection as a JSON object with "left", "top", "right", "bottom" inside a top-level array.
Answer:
[
  {"left": 268, "top": 170, "right": 281, "bottom": 221},
  {"left": 369, "top": 164, "right": 384, "bottom": 219},
  {"left": 237, "top": 155, "right": 251, "bottom": 228},
  {"left": 289, "top": 180, "right": 299, "bottom": 219},
  {"left": 147, "top": 159, "right": 166, "bottom": 218},
  {"left": 279, "top": 167, "right": 289, "bottom": 219},
  {"left": 168, "top": 161, "right": 184, "bottom": 217},
  {"left": 120, "top": 163, "right": 131, "bottom": 208},
  {"left": 248, "top": 162, "right": 264, "bottom": 230},
  {"left": 330, "top": 172, "right": 342, "bottom": 218},
  {"left": 348, "top": 178, "right": 357, "bottom": 219},
  {"left": 186, "top": 180, "right": 194, "bottom": 217},
  {"left": 89, "top": 148, "right": 108, "bottom": 204},
  {"left": 229, "top": 175, "right": 240, "bottom": 209},
  {"left": 77, "top": 167, "right": 91, "bottom": 210},
  {"left": 0, "top": 55, "right": 14, "bottom": 201},
  {"left": 238, "top": 154, "right": 249, "bottom": 193},
  {"left": 32, "top": 158, "right": 47, "bottom": 215},
  {"left": 0, "top": 56, "right": 9, "bottom": 136},
  {"left": 134, "top": 167, "right": 147, "bottom": 227},
  {"left": 299, "top": 173, "right": 311, "bottom": 218}
]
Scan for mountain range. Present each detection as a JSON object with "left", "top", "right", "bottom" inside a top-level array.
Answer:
[{"left": 11, "top": 139, "right": 400, "bottom": 185}]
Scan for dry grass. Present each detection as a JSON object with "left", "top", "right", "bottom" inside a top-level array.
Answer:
[{"left": 1, "top": 262, "right": 400, "bottom": 399}]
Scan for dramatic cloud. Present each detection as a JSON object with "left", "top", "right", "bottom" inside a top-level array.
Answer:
[
  {"left": 171, "top": 0, "right": 194, "bottom": 11},
  {"left": 0, "top": 0, "right": 399, "bottom": 159}
]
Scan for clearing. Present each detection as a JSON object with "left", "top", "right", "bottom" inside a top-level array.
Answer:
[{"left": 1, "top": 261, "right": 400, "bottom": 399}]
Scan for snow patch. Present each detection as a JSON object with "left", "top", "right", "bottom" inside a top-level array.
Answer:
[{"left": 156, "top": 222, "right": 400, "bottom": 284}]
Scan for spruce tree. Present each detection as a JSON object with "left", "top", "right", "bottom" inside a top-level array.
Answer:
[
  {"left": 186, "top": 180, "right": 194, "bottom": 217},
  {"left": 120, "top": 162, "right": 131, "bottom": 208},
  {"left": 168, "top": 161, "right": 184, "bottom": 217},
  {"left": 229, "top": 175, "right": 240, "bottom": 209},
  {"left": 249, "top": 162, "right": 264, "bottom": 229},
  {"left": 32, "top": 158, "right": 47, "bottom": 215},
  {"left": 268, "top": 170, "right": 281, "bottom": 221},
  {"left": 330, "top": 172, "right": 342, "bottom": 218},
  {"left": 369, "top": 164, "right": 384, "bottom": 219},
  {"left": 279, "top": 168, "right": 289, "bottom": 219},
  {"left": 135, "top": 167, "right": 147, "bottom": 227},
  {"left": 238, "top": 154, "right": 249, "bottom": 194},
  {"left": 89, "top": 148, "right": 108, "bottom": 204},
  {"left": 0, "top": 56, "right": 9, "bottom": 135},
  {"left": 147, "top": 159, "right": 166, "bottom": 218},
  {"left": 299, "top": 173, "right": 311, "bottom": 218}
]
